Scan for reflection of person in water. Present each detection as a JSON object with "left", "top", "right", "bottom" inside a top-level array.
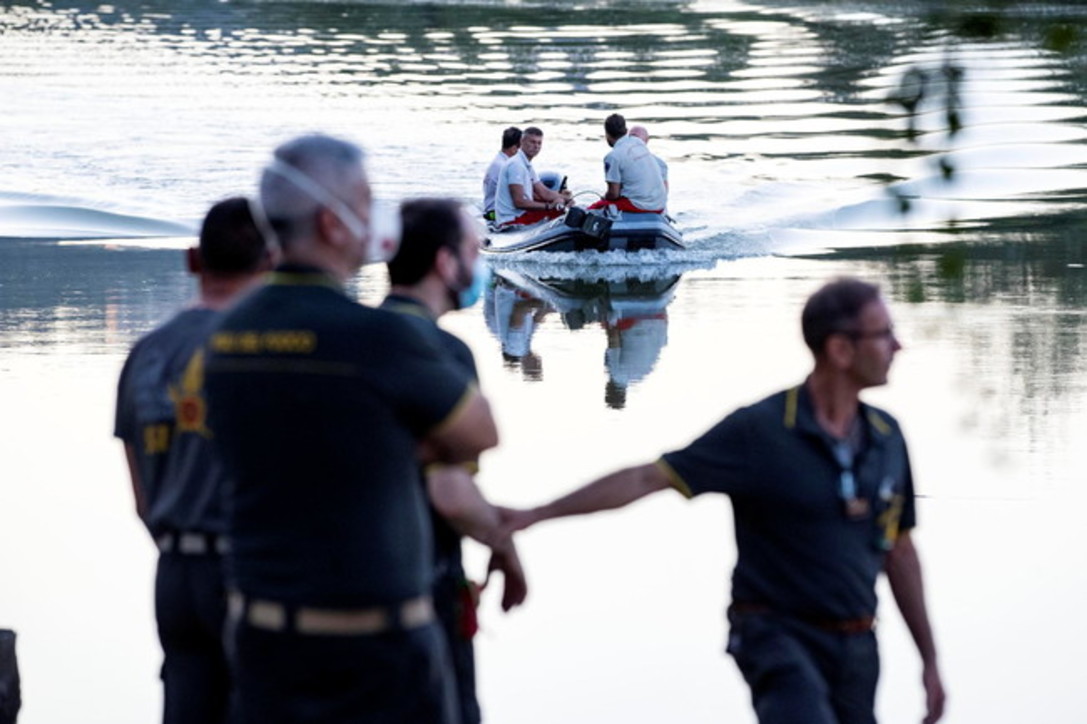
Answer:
[
  {"left": 603, "top": 310, "right": 669, "bottom": 409},
  {"left": 483, "top": 276, "right": 550, "bottom": 381}
]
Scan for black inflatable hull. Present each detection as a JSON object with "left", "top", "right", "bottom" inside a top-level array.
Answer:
[{"left": 483, "top": 208, "right": 684, "bottom": 254}]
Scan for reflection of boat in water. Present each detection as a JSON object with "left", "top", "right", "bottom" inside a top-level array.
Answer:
[
  {"left": 484, "top": 264, "right": 681, "bottom": 408},
  {"left": 483, "top": 205, "right": 684, "bottom": 255}
]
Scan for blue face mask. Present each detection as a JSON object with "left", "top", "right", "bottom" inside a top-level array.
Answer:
[{"left": 455, "top": 255, "right": 490, "bottom": 310}]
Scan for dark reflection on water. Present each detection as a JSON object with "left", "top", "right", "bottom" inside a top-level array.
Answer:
[
  {"left": 800, "top": 207, "right": 1087, "bottom": 445},
  {"left": 816, "top": 209, "right": 1087, "bottom": 307},
  {"left": 0, "top": 241, "right": 191, "bottom": 352},
  {"left": 484, "top": 265, "right": 682, "bottom": 408}
]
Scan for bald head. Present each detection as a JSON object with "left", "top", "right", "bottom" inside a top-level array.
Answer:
[{"left": 629, "top": 125, "right": 650, "bottom": 143}]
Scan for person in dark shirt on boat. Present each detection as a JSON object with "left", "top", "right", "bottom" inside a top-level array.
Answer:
[
  {"left": 482, "top": 126, "right": 522, "bottom": 222},
  {"left": 589, "top": 113, "right": 667, "bottom": 213},
  {"left": 381, "top": 197, "right": 527, "bottom": 724},
  {"left": 502, "top": 277, "right": 946, "bottom": 724},
  {"left": 494, "top": 126, "right": 572, "bottom": 227},
  {"left": 204, "top": 133, "right": 499, "bottom": 724},
  {"left": 115, "top": 196, "right": 275, "bottom": 724}
]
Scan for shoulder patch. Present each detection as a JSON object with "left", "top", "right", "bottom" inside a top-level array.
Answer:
[
  {"left": 866, "top": 409, "right": 893, "bottom": 436},
  {"left": 783, "top": 385, "right": 800, "bottom": 429}
]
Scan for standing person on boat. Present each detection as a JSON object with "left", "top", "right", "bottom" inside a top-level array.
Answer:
[
  {"left": 503, "top": 277, "right": 947, "bottom": 724},
  {"left": 204, "top": 134, "right": 499, "bottom": 724},
  {"left": 381, "top": 197, "right": 528, "bottom": 724},
  {"left": 482, "top": 126, "right": 521, "bottom": 222},
  {"left": 494, "top": 126, "right": 571, "bottom": 228},
  {"left": 114, "top": 196, "right": 275, "bottom": 724},
  {"left": 589, "top": 113, "right": 667, "bottom": 213}
]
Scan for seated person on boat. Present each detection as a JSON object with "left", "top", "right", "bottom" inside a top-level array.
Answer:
[
  {"left": 589, "top": 113, "right": 667, "bottom": 214},
  {"left": 482, "top": 126, "right": 521, "bottom": 222},
  {"left": 494, "top": 126, "right": 572, "bottom": 228}
]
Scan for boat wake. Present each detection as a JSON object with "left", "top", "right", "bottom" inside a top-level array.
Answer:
[{"left": 0, "top": 192, "right": 195, "bottom": 240}]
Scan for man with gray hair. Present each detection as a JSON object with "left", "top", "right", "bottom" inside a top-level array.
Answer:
[{"left": 205, "top": 133, "right": 499, "bottom": 724}]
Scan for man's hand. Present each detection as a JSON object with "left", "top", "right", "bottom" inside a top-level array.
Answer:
[
  {"left": 496, "top": 506, "right": 543, "bottom": 539},
  {"left": 922, "top": 662, "right": 946, "bottom": 724},
  {"left": 487, "top": 541, "right": 527, "bottom": 611}
]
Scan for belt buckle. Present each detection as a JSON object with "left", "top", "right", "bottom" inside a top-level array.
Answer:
[{"left": 178, "top": 533, "right": 207, "bottom": 555}]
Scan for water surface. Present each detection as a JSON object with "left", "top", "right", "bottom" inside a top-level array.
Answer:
[{"left": 1, "top": 1, "right": 1086, "bottom": 722}]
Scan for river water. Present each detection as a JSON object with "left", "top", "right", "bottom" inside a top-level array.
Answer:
[{"left": 2, "top": 1, "right": 1086, "bottom": 722}]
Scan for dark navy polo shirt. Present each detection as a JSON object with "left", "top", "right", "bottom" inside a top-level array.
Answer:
[
  {"left": 115, "top": 307, "right": 230, "bottom": 538},
  {"left": 204, "top": 267, "right": 476, "bottom": 608},
  {"left": 660, "top": 383, "right": 916, "bottom": 620},
  {"left": 380, "top": 294, "right": 478, "bottom": 579},
  {"left": 380, "top": 294, "right": 477, "bottom": 379}
]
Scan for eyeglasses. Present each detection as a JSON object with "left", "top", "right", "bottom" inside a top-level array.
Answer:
[{"left": 844, "top": 327, "right": 896, "bottom": 342}]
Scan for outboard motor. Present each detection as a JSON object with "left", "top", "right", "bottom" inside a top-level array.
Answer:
[
  {"left": 564, "top": 206, "right": 587, "bottom": 228},
  {"left": 564, "top": 206, "right": 612, "bottom": 240}
]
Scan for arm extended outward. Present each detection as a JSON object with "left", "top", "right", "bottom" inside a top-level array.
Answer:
[
  {"left": 504, "top": 461, "right": 672, "bottom": 534},
  {"left": 885, "top": 530, "right": 946, "bottom": 724}
]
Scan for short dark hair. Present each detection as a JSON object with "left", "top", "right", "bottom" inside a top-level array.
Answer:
[
  {"left": 604, "top": 113, "right": 627, "bottom": 139},
  {"left": 801, "top": 277, "right": 882, "bottom": 354},
  {"left": 198, "top": 197, "right": 268, "bottom": 275},
  {"left": 502, "top": 126, "right": 522, "bottom": 149},
  {"left": 523, "top": 126, "right": 544, "bottom": 139},
  {"left": 388, "top": 198, "right": 464, "bottom": 286}
]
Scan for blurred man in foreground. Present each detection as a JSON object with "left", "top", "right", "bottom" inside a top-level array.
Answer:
[
  {"left": 115, "top": 196, "right": 274, "bottom": 724},
  {"left": 204, "top": 134, "right": 498, "bottom": 724},
  {"left": 382, "top": 197, "right": 526, "bottom": 724}
]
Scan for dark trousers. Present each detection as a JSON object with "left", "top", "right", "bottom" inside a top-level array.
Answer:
[
  {"left": 231, "top": 618, "right": 459, "bottom": 724},
  {"left": 727, "top": 613, "right": 880, "bottom": 724},
  {"left": 155, "top": 553, "right": 232, "bottom": 724},
  {"left": 434, "top": 571, "right": 480, "bottom": 724},
  {"left": 0, "top": 629, "right": 19, "bottom": 724}
]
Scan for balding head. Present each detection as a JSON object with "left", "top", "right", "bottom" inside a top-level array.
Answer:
[{"left": 629, "top": 125, "right": 650, "bottom": 143}]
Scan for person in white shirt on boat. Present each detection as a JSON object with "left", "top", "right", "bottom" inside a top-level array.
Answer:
[
  {"left": 590, "top": 114, "right": 667, "bottom": 213},
  {"left": 494, "top": 126, "right": 571, "bottom": 228},
  {"left": 482, "top": 126, "right": 521, "bottom": 222},
  {"left": 629, "top": 125, "right": 668, "bottom": 197}
]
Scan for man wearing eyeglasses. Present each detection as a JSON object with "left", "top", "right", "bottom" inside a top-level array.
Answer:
[{"left": 502, "top": 277, "right": 946, "bottom": 724}]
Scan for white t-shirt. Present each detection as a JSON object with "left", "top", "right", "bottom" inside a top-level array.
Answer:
[
  {"left": 603, "top": 135, "right": 667, "bottom": 211},
  {"left": 495, "top": 150, "right": 540, "bottom": 225},
  {"left": 482, "top": 150, "right": 508, "bottom": 214},
  {"left": 492, "top": 283, "right": 537, "bottom": 357},
  {"left": 605, "top": 316, "right": 668, "bottom": 386},
  {"left": 654, "top": 155, "right": 668, "bottom": 184}
]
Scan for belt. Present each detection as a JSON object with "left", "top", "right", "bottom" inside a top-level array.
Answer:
[
  {"left": 729, "top": 603, "right": 875, "bottom": 634},
  {"left": 228, "top": 592, "right": 434, "bottom": 637},
  {"left": 156, "top": 531, "right": 231, "bottom": 556}
]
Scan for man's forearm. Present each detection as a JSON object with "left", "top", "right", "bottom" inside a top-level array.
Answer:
[
  {"left": 427, "top": 465, "right": 503, "bottom": 547},
  {"left": 533, "top": 462, "right": 670, "bottom": 524},
  {"left": 886, "top": 531, "right": 947, "bottom": 723},
  {"left": 885, "top": 531, "right": 938, "bottom": 664}
]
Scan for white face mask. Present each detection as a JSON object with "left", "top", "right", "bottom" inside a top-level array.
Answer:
[{"left": 264, "top": 160, "right": 398, "bottom": 264}]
